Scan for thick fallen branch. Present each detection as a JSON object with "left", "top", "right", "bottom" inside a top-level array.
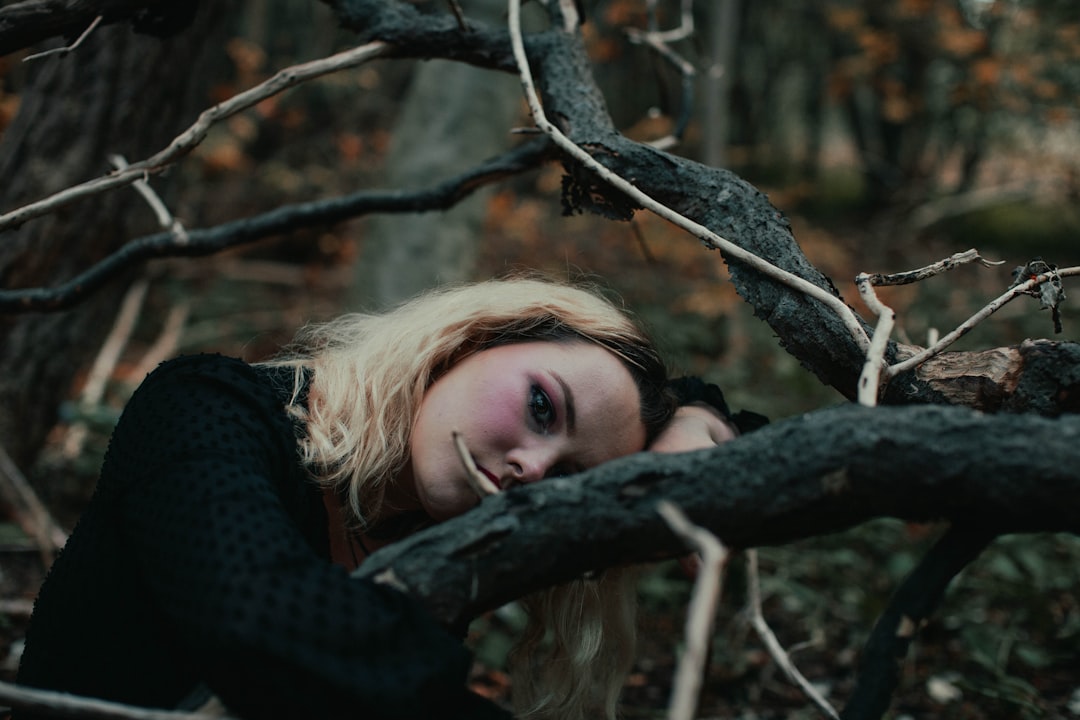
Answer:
[
  {"left": 840, "top": 524, "right": 995, "bottom": 720},
  {"left": 0, "top": 138, "right": 550, "bottom": 311},
  {"left": 355, "top": 402, "right": 1080, "bottom": 629},
  {"left": 0, "top": 0, "right": 170, "bottom": 56}
]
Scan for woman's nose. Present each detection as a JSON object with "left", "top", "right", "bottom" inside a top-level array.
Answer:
[{"left": 507, "top": 446, "right": 557, "bottom": 485}]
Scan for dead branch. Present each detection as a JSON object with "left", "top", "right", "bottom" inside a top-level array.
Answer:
[
  {"left": 886, "top": 265, "right": 1080, "bottom": 378},
  {"left": 0, "top": 41, "right": 391, "bottom": 233},
  {"left": 658, "top": 501, "right": 729, "bottom": 720},
  {"left": 0, "top": 678, "right": 236, "bottom": 720},
  {"left": 0, "top": 0, "right": 168, "bottom": 56},
  {"left": 22, "top": 14, "right": 101, "bottom": 61},
  {"left": 61, "top": 276, "right": 149, "bottom": 459},
  {"left": 0, "top": 445, "right": 67, "bottom": 564},
  {"left": 840, "top": 525, "right": 994, "bottom": 720},
  {"left": 507, "top": 0, "right": 871, "bottom": 354},
  {"left": 0, "top": 138, "right": 550, "bottom": 312},
  {"left": 626, "top": 0, "right": 697, "bottom": 146},
  {"left": 746, "top": 550, "right": 839, "bottom": 719},
  {"left": 354, "top": 402, "right": 1080, "bottom": 629}
]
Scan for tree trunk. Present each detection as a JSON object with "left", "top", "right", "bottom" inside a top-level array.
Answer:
[
  {"left": 348, "top": 0, "right": 522, "bottom": 310},
  {"left": 0, "top": 3, "right": 234, "bottom": 477}
]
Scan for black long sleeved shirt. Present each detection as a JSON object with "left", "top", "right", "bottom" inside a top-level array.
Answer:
[{"left": 17, "top": 354, "right": 508, "bottom": 720}]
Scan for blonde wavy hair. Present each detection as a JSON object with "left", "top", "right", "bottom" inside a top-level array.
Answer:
[{"left": 268, "top": 277, "right": 676, "bottom": 719}]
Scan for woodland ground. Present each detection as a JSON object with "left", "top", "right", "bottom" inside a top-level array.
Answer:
[{"left": 2, "top": 67, "right": 1080, "bottom": 718}]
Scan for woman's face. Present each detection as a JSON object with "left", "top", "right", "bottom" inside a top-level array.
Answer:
[{"left": 404, "top": 340, "right": 647, "bottom": 522}]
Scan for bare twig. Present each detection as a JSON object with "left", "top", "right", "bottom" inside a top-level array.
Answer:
[
  {"left": 445, "top": 0, "right": 467, "bottom": 30},
  {"left": 0, "top": 598, "right": 34, "bottom": 617},
  {"left": 886, "top": 265, "right": 1080, "bottom": 378},
  {"left": 62, "top": 276, "right": 150, "bottom": 459},
  {"left": 0, "top": 40, "right": 391, "bottom": 233},
  {"left": 854, "top": 274, "right": 894, "bottom": 407},
  {"left": 841, "top": 526, "right": 994, "bottom": 720},
  {"left": 21, "top": 14, "right": 102, "bottom": 62},
  {"left": 0, "top": 136, "right": 550, "bottom": 312},
  {"left": 128, "top": 301, "right": 191, "bottom": 384},
  {"left": 109, "top": 154, "right": 189, "bottom": 242},
  {"left": 747, "top": 550, "right": 839, "bottom": 720},
  {"left": 862, "top": 249, "right": 1004, "bottom": 288},
  {"left": 452, "top": 432, "right": 500, "bottom": 497},
  {"left": 506, "top": 0, "right": 871, "bottom": 353},
  {"left": 624, "top": 25, "right": 696, "bottom": 145},
  {"left": 657, "top": 500, "right": 729, "bottom": 720},
  {"left": 0, "top": 445, "right": 67, "bottom": 565},
  {"left": 0, "top": 679, "right": 237, "bottom": 720},
  {"left": 643, "top": 0, "right": 695, "bottom": 42},
  {"left": 857, "top": 250, "right": 1007, "bottom": 402}
]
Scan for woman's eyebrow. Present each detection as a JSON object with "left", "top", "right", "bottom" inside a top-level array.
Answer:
[{"left": 551, "top": 371, "right": 576, "bottom": 434}]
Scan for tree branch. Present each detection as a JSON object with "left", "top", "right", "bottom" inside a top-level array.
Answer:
[
  {"left": 840, "top": 524, "right": 995, "bottom": 720},
  {"left": 354, "top": 403, "right": 1080, "bottom": 630},
  {"left": 0, "top": 138, "right": 551, "bottom": 312},
  {"left": 0, "top": 0, "right": 167, "bottom": 56},
  {"left": 0, "top": 40, "right": 391, "bottom": 233}
]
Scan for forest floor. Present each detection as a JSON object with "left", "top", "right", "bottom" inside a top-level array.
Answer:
[{"left": 3, "top": 137, "right": 1080, "bottom": 719}]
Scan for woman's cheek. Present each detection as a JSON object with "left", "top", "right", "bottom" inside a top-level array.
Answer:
[{"left": 470, "top": 390, "right": 523, "bottom": 447}]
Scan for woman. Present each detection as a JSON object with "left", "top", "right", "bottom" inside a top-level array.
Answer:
[{"left": 16, "top": 278, "right": 748, "bottom": 720}]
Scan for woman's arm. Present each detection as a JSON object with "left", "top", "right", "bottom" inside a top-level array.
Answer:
[
  {"left": 106, "top": 357, "right": 506, "bottom": 719},
  {"left": 647, "top": 403, "right": 737, "bottom": 453}
]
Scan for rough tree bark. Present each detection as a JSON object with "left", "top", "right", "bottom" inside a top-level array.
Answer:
[
  {"left": 357, "top": 403, "right": 1080, "bottom": 629},
  {"left": 0, "top": 3, "right": 234, "bottom": 472}
]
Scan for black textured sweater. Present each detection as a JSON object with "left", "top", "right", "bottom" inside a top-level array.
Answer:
[{"left": 17, "top": 355, "right": 508, "bottom": 720}]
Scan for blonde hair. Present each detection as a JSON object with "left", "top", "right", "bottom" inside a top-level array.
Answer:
[
  {"left": 268, "top": 277, "right": 675, "bottom": 718},
  {"left": 511, "top": 568, "right": 640, "bottom": 720}
]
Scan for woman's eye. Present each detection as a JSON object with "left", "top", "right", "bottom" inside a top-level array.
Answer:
[{"left": 529, "top": 385, "right": 555, "bottom": 429}]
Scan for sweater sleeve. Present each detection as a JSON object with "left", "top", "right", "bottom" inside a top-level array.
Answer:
[
  {"left": 103, "top": 356, "right": 508, "bottom": 720},
  {"left": 667, "top": 376, "right": 769, "bottom": 434}
]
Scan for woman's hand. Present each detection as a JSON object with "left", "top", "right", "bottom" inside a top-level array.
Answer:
[
  {"left": 648, "top": 403, "right": 737, "bottom": 454},
  {"left": 648, "top": 403, "right": 737, "bottom": 578}
]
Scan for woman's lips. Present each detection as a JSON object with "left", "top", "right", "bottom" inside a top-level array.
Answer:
[{"left": 476, "top": 464, "right": 502, "bottom": 489}]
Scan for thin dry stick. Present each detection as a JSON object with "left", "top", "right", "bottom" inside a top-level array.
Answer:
[
  {"left": 857, "top": 250, "right": 1006, "bottom": 404},
  {"left": 445, "top": 0, "right": 467, "bottom": 30},
  {"left": 128, "top": 301, "right": 191, "bottom": 383},
  {"left": 452, "top": 432, "right": 501, "bottom": 497},
  {"left": 0, "top": 445, "right": 68, "bottom": 564},
  {"left": 505, "top": 0, "right": 870, "bottom": 353},
  {"left": 62, "top": 276, "right": 150, "bottom": 459},
  {"left": 886, "top": 265, "right": 1080, "bottom": 378},
  {"left": 625, "top": 11, "right": 696, "bottom": 151},
  {"left": 0, "top": 41, "right": 391, "bottom": 233},
  {"left": 657, "top": 500, "right": 729, "bottom": 720},
  {"left": 22, "top": 14, "right": 102, "bottom": 62},
  {"left": 0, "top": 679, "right": 236, "bottom": 720},
  {"left": 863, "top": 249, "right": 1004, "bottom": 288},
  {"left": 644, "top": 0, "right": 695, "bottom": 42},
  {"left": 746, "top": 550, "right": 839, "bottom": 720},
  {"left": 854, "top": 274, "right": 895, "bottom": 407},
  {"left": 0, "top": 598, "right": 33, "bottom": 616},
  {"left": 109, "top": 154, "right": 189, "bottom": 241}
]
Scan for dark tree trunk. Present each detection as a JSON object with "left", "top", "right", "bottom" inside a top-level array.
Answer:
[{"left": 0, "top": 3, "right": 233, "bottom": 476}]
